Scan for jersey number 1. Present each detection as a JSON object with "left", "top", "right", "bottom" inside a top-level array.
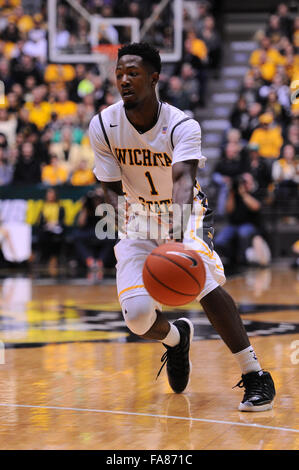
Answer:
[{"left": 145, "top": 171, "right": 158, "bottom": 195}]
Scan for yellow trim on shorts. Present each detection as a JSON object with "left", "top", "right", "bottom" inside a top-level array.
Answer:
[
  {"left": 215, "top": 264, "right": 224, "bottom": 271},
  {"left": 189, "top": 210, "right": 224, "bottom": 272},
  {"left": 192, "top": 249, "right": 224, "bottom": 272},
  {"left": 193, "top": 247, "right": 224, "bottom": 272},
  {"left": 118, "top": 284, "right": 145, "bottom": 298},
  {"left": 189, "top": 214, "right": 214, "bottom": 258}
]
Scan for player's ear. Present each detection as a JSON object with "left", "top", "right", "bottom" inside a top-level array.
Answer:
[{"left": 151, "top": 72, "right": 159, "bottom": 87}]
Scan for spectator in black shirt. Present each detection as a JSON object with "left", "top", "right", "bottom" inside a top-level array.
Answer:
[
  {"left": 242, "top": 102, "right": 262, "bottom": 141},
  {"left": 0, "top": 58, "right": 15, "bottom": 94},
  {"left": 266, "top": 15, "right": 283, "bottom": 45},
  {"left": 214, "top": 173, "right": 266, "bottom": 265},
  {"left": 11, "top": 54, "right": 43, "bottom": 87},
  {"left": 212, "top": 141, "right": 248, "bottom": 216},
  {"left": 200, "top": 15, "right": 222, "bottom": 75},
  {"left": 0, "top": 20, "right": 20, "bottom": 43},
  {"left": 16, "top": 107, "right": 39, "bottom": 136},
  {"left": 240, "top": 74, "right": 259, "bottom": 105},
  {"left": 164, "top": 76, "right": 192, "bottom": 111},
  {"left": 230, "top": 96, "right": 250, "bottom": 135},
  {"left": 276, "top": 3, "right": 294, "bottom": 40},
  {"left": 37, "top": 187, "right": 65, "bottom": 266},
  {"left": 246, "top": 143, "right": 272, "bottom": 191},
  {"left": 68, "top": 64, "right": 88, "bottom": 103},
  {"left": 13, "top": 141, "right": 41, "bottom": 184}
]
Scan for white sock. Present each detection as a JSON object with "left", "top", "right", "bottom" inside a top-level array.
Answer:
[
  {"left": 162, "top": 323, "right": 180, "bottom": 347},
  {"left": 234, "top": 345, "right": 262, "bottom": 375}
]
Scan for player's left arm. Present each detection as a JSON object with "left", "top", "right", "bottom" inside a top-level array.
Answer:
[
  {"left": 171, "top": 118, "right": 204, "bottom": 241},
  {"left": 172, "top": 159, "right": 198, "bottom": 206},
  {"left": 171, "top": 159, "right": 198, "bottom": 241}
]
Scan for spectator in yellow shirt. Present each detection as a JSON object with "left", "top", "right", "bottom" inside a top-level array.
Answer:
[
  {"left": 250, "top": 36, "right": 286, "bottom": 68},
  {"left": 185, "top": 30, "right": 208, "bottom": 62},
  {"left": 51, "top": 88, "right": 77, "bottom": 121},
  {"left": 71, "top": 159, "right": 95, "bottom": 186},
  {"left": 257, "top": 50, "right": 277, "bottom": 82},
  {"left": 17, "top": 13, "right": 34, "bottom": 34},
  {"left": 0, "top": 0, "right": 20, "bottom": 11},
  {"left": 25, "top": 86, "right": 52, "bottom": 130},
  {"left": 44, "top": 64, "right": 76, "bottom": 89},
  {"left": 42, "top": 154, "right": 69, "bottom": 186},
  {"left": 249, "top": 113, "right": 283, "bottom": 163},
  {"left": 183, "top": 30, "right": 208, "bottom": 105}
]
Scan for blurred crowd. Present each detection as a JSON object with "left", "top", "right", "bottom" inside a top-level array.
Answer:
[
  {"left": 211, "top": 2, "right": 299, "bottom": 267},
  {"left": 0, "top": 0, "right": 221, "bottom": 271},
  {"left": 0, "top": 0, "right": 221, "bottom": 190},
  {"left": 0, "top": 0, "right": 298, "bottom": 270}
]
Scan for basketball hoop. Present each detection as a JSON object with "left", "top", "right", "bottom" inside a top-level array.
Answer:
[
  {"left": 92, "top": 44, "right": 120, "bottom": 61},
  {"left": 92, "top": 44, "right": 120, "bottom": 82}
]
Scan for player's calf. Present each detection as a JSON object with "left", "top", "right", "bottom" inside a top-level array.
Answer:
[{"left": 121, "top": 296, "right": 193, "bottom": 393}]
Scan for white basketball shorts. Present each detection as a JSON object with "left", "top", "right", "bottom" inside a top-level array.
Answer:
[{"left": 115, "top": 223, "right": 226, "bottom": 306}]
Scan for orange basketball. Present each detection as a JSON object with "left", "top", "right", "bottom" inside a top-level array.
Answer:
[{"left": 142, "top": 242, "right": 206, "bottom": 306}]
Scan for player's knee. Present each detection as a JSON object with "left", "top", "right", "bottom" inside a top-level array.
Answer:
[{"left": 121, "top": 296, "right": 158, "bottom": 336}]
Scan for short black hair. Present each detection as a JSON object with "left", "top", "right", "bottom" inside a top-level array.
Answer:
[{"left": 117, "top": 42, "right": 161, "bottom": 74}]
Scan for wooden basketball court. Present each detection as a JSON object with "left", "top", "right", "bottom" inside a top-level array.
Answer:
[{"left": 0, "top": 265, "right": 298, "bottom": 450}]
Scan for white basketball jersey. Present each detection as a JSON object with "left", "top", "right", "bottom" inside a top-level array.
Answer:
[{"left": 89, "top": 100, "right": 206, "bottom": 214}]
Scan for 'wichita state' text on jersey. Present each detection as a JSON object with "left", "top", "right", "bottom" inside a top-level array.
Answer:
[{"left": 114, "top": 148, "right": 172, "bottom": 168}]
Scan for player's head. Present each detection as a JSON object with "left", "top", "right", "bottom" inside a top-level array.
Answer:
[{"left": 116, "top": 42, "right": 161, "bottom": 109}]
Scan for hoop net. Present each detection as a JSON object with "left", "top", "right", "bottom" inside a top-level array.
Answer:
[{"left": 92, "top": 44, "right": 120, "bottom": 81}]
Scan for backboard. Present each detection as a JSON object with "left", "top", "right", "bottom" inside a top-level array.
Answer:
[{"left": 48, "top": 0, "right": 183, "bottom": 67}]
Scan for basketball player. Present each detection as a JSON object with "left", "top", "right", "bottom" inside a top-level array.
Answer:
[{"left": 89, "top": 43, "right": 275, "bottom": 411}]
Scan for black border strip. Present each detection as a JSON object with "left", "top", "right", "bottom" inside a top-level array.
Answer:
[{"left": 98, "top": 112, "right": 111, "bottom": 151}]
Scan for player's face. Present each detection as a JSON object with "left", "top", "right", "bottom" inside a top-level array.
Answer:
[{"left": 116, "top": 55, "right": 155, "bottom": 110}]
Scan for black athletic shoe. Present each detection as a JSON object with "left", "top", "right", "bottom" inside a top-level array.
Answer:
[
  {"left": 156, "top": 318, "right": 194, "bottom": 393},
  {"left": 234, "top": 370, "right": 276, "bottom": 411}
]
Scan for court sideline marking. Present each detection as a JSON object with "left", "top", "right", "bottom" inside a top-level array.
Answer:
[{"left": 0, "top": 402, "right": 298, "bottom": 434}]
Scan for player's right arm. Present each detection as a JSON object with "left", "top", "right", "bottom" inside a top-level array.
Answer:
[
  {"left": 89, "top": 115, "right": 125, "bottom": 214},
  {"left": 100, "top": 180, "right": 125, "bottom": 211},
  {"left": 170, "top": 117, "right": 206, "bottom": 240}
]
